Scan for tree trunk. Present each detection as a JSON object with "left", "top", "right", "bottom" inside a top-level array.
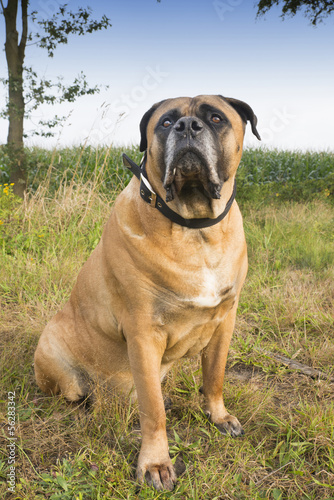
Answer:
[{"left": 3, "top": 0, "right": 28, "bottom": 198}]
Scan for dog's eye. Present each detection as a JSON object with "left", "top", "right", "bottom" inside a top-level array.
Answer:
[
  {"left": 162, "top": 119, "right": 172, "bottom": 128},
  {"left": 211, "top": 114, "right": 222, "bottom": 124}
]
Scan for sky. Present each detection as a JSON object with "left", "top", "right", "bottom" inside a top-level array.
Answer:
[{"left": 1, "top": 0, "right": 334, "bottom": 151}]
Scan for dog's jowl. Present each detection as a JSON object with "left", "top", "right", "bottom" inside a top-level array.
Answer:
[{"left": 34, "top": 95, "right": 261, "bottom": 491}]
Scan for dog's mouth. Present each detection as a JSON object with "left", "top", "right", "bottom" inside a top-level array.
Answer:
[
  {"left": 163, "top": 150, "right": 222, "bottom": 203},
  {"left": 177, "top": 179, "right": 212, "bottom": 208}
]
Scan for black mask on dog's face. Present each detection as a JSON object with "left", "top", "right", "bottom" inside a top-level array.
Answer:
[{"left": 139, "top": 95, "right": 260, "bottom": 203}]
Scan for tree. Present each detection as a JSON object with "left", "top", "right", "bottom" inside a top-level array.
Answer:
[
  {"left": 0, "top": 1, "right": 111, "bottom": 197},
  {"left": 256, "top": 0, "right": 334, "bottom": 25}
]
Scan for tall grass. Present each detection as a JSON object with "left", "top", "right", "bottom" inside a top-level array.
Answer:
[
  {"left": 239, "top": 149, "right": 333, "bottom": 184},
  {"left": 0, "top": 145, "right": 141, "bottom": 195},
  {"left": 0, "top": 146, "right": 333, "bottom": 499},
  {"left": 0, "top": 145, "right": 333, "bottom": 201}
]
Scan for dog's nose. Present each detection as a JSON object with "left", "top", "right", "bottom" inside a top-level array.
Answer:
[{"left": 174, "top": 117, "right": 203, "bottom": 137}]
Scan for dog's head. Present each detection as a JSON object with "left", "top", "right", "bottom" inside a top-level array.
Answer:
[{"left": 139, "top": 95, "right": 260, "bottom": 218}]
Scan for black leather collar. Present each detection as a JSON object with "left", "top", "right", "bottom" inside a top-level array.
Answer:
[{"left": 122, "top": 153, "right": 236, "bottom": 229}]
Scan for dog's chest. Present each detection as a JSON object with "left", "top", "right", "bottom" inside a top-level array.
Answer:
[
  {"left": 186, "top": 266, "right": 231, "bottom": 308},
  {"left": 154, "top": 235, "right": 237, "bottom": 321},
  {"left": 155, "top": 262, "right": 236, "bottom": 362}
]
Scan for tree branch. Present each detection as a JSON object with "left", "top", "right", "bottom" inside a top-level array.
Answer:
[
  {"left": 18, "top": 0, "right": 28, "bottom": 61},
  {"left": 32, "top": 5, "right": 112, "bottom": 57},
  {"left": 259, "top": 349, "right": 334, "bottom": 382},
  {"left": 0, "top": 0, "right": 6, "bottom": 14},
  {"left": 311, "top": 2, "right": 334, "bottom": 25}
]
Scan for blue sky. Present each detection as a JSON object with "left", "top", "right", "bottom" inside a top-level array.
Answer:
[{"left": 1, "top": 0, "right": 334, "bottom": 150}]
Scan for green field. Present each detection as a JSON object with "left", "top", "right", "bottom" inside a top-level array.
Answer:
[{"left": 0, "top": 146, "right": 333, "bottom": 499}]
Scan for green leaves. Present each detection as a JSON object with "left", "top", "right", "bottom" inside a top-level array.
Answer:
[
  {"left": 237, "top": 149, "right": 334, "bottom": 205},
  {"left": 1, "top": 66, "right": 103, "bottom": 138},
  {"left": 31, "top": 5, "right": 112, "bottom": 58},
  {"left": 256, "top": 0, "right": 334, "bottom": 26},
  {"left": 38, "top": 458, "right": 104, "bottom": 499}
]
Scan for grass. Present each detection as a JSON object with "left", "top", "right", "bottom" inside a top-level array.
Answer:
[
  {"left": 0, "top": 146, "right": 333, "bottom": 499},
  {"left": 0, "top": 145, "right": 333, "bottom": 200}
]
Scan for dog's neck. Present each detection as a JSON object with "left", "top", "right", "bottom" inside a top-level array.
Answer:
[{"left": 164, "top": 177, "right": 236, "bottom": 220}]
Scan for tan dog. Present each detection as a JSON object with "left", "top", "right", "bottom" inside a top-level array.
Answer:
[{"left": 34, "top": 95, "right": 260, "bottom": 491}]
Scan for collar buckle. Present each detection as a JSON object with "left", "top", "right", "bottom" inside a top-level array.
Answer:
[
  {"left": 149, "top": 192, "right": 157, "bottom": 207},
  {"left": 140, "top": 173, "right": 157, "bottom": 208}
]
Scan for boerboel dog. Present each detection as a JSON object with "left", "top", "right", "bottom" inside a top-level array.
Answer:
[{"left": 34, "top": 95, "right": 261, "bottom": 490}]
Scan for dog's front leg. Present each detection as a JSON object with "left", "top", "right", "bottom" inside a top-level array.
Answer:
[
  {"left": 127, "top": 335, "right": 177, "bottom": 491},
  {"left": 201, "top": 304, "right": 244, "bottom": 437}
]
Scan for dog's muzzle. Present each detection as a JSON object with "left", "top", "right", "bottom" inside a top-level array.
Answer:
[{"left": 164, "top": 117, "right": 222, "bottom": 202}]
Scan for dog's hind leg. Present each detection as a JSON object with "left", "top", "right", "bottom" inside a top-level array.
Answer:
[{"left": 34, "top": 324, "right": 89, "bottom": 402}]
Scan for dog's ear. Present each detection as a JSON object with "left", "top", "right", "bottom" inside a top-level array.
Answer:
[
  {"left": 139, "top": 100, "right": 166, "bottom": 152},
  {"left": 219, "top": 96, "right": 261, "bottom": 140}
]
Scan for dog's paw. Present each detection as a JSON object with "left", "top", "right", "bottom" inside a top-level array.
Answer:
[
  {"left": 137, "top": 459, "right": 177, "bottom": 491},
  {"left": 211, "top": 414, "right": 245, "bottom": 438}
]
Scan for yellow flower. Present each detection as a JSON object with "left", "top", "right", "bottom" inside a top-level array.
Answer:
[
  {"left": 0, "top": 220, "right": 3, "bottom": 225},
  {"left": 276, "top": 193, "right": 280, "bottom": 197},
  {"left": 10, "top": 183, "right": 14, "bottom": 186},
  {"left": 38, "top": 234, "right": 44, "bottom": 238}
]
